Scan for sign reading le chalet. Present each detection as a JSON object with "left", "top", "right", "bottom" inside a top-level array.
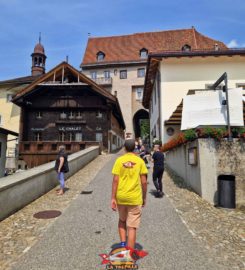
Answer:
[{"left": 58, "top": 126, "right": 82, "bottom": 131}]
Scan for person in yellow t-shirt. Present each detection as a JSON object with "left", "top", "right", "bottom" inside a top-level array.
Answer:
[{"left": 111, "top": 139, "right": 148, "bottom": 249}]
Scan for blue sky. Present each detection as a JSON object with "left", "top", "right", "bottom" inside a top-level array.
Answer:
[{"left": 0, "top": 0, "right": 245, "bottom": 80}]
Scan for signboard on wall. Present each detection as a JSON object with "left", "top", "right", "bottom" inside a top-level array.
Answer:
[
  {"left": 188, "top": 147, "right": 198, "bottom": 165},
  {"left": 58, "top": 126, "right": 82, "bottom": 131},
  {"left": 181, "top": 88, "right": 244, "bottom": 130}
]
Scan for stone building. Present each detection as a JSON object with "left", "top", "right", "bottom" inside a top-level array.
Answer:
[
  {"left": 81, "top": 27, "right": 227, "bottom": 138},
  {"left": 12, "top": 62, "right": 125, "bottom": 168}
]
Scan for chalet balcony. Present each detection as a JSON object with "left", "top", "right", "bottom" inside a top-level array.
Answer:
[
  {"left": 92, "top": 77, "right": 112, "bottom": 85},
  {"left": 19, "top": 141, "right": 102, "bottom": 167},
  {"left": 19, "top": 141, "right": 101, "bottom": 155}
]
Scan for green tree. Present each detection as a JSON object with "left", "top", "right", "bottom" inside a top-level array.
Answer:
[{"left": 140, "top": 119, "right": 150, "bottom": 139}]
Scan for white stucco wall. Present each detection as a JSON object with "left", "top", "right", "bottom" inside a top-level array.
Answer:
[
  {"left": 158, "top": 56, "right": 245, "bottom": 143},
  {"left": 0, "top": 85, "right": 21, "bottom": 152},
  {"left": 150, "top": 72, "right": 161, "bottom": 143}
]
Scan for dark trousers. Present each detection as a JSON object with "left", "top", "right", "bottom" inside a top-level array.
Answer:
[{"left": 153, "top": 166, "right": 164, "bottom": 192}]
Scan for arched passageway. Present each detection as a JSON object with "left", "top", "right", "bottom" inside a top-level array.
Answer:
[{"left": 133, "top": 109, "right": 149, "bottom": 140}]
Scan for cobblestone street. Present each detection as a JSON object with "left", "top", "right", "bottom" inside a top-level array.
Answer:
[
  {"left": 164, "top": 167, "right": 245, "bottom": 269},
  {"left": 0, "top": 153, "right": 244, "bottom": 269},
  {"left": 0, "top": 153, "right": 112, "bottom": 270}
]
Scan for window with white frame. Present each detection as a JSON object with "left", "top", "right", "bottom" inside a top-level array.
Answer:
[
  {"left": 68, "top": 133, "right": 74, "bottom": 141},
  {"left": 96, "top": 133, "right": 103, "bottom": 142},
  {"left": 60, "top": 111, "right": 67, "bottom": 119},
  {"left": 135, "top": 87, "right": 143, "bottom": 100},
  {"left": 140, "top": 48, "right": 148, "bottom": 59},
  {"left": 59, "top": 132, "right": 65, "bottom": 142},
  {"left": 104, "top": 70, "right": 110, "bottom": 78},
  {"left": 120, "top": 70, "right": 127, "bottom": 79},
  {"left": 96, "top": 111, "right": 103, "bottom": 118},
  {"left": 76, "top": 111, "right": 83, "bottom": 119},
  {"left": 97, "top": 51, "right": 105, "bottom": 61},
  {"left": 137, "top": 68, "right": 145, "bottom": 78},
  {"left": 34, "top": 132, "right": 42, "bottom": 141},
  {"left": 182, "top": 44, "right": 191, "bottom": 51},
  {"left": 75, "top": 132, "right": 83, "bottom": 141},
  {"left": 36, "top": 111, "right": 43, "bottom": 119},
  {"left": 69, "top": 111, "right": 75, "bottom": 119},
  {"left": 90, "top": 71, "right": 97, "bottom": 79}
]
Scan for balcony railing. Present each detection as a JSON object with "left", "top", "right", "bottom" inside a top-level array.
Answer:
[
  {"left": 19, "top": 141, "right": 101, "bottom": 154},
  {"left": 92, "top": 77, "right": 112, "bottom": 85}
]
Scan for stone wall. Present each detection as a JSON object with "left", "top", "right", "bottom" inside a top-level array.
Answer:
[
  {"left": 0, "top": 146, "right": 100, "bottom": 221},
  {"left": 166, "top": 139, "right": 245, "bottom": 208}
]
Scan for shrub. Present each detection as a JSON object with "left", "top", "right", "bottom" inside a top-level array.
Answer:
[{"left": 183, "top": 129, "right": 197, "bottom": 141}]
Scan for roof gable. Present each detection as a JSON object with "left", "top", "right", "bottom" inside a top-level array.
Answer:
[{"left": 12, "top": 62, "right": 116, "bottom": 102}]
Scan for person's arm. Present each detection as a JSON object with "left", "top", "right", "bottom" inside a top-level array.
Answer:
[
  {"left": 58, "top": 156, "right": 64, "bottom": 173},
  {"left": 151, "top": 152, "right": 155, "bottom": 163},
  {"left": 111, "top": 175, "right": 119, "bottom": 211},
  {"left": 140, "top": 174, "right": 147, "bottom": 207}
]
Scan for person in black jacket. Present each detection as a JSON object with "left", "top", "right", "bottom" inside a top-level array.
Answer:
[
  {"left": 152, "top": 144, "right": 164, "bottom": 198},
  {"left": 54, "top": 145, "right": 69, "bottom": 195}
]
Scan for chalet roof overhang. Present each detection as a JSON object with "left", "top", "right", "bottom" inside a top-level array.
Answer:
[
  {"left": 12, "top": 62, "right": 117, "bottom": 103},
  {"left": 11, "top": 62, "right": 126, "bottom": 130},
  {"left": 142, "top": 49, "right": 245, "bottom": 109}
]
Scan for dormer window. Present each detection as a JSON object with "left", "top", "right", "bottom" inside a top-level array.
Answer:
[
  {"left": 97, "top": 51, "right": 105, "bottom": 61},
  {"left": 182, "top": 44, "right": 191, "bottom": 52},
  {"left": 214, "top": 44, "right": 219, "bottom": 51},
  {"left": 140, "top": 48, "right": 148, "bottom": 59}
]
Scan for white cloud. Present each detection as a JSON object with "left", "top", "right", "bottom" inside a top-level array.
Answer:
[
  {"left": 227, "top": 39, "right": 239, "bottom": 48},
  {"left": 227, "top": 39, "right": 245, "bottom": 48}
]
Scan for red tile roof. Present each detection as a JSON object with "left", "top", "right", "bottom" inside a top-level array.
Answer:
[
  {"left": 0, "top": 75, "right": 41, "bottom": 85},
  {"left": 81, "top": 28, "right": 227, "bottom": 66}
]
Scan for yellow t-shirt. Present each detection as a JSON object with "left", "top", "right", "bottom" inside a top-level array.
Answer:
[{"left": 112, "top": 153, "right": 148, "bottom": 205}]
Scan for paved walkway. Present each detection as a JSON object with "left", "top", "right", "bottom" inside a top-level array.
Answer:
[{"left": 12, "top": 153, "right": 226, "bottom": 270}]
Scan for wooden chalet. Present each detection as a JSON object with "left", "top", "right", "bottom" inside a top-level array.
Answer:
[{"left": 12, "top": 62, "right": 125, "bottom": 168}]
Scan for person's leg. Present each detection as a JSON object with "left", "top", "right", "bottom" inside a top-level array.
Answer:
[
  {"left": 152, "top": 168, "right": 160, "bottom": 191},
  {"left": 127, "top": 206, "right": 142, "bottom": 249},
  {"left": 56, "top": 173, "right": 61, "bottom": 192},
  {"left": 158, "top": 169, "right": 164, "bottom": 192},
  {"left": 57, "top": 172, "right": 65, "bottom": 195},
  {"left": 127, "top": 227, "right": 136, "bottom": 249},
  {"left": 117, "top": 205, "right": 127, "bottom": 246},
  {"left": 118, "top": 220, "right": 127, "bottom": 242}
]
